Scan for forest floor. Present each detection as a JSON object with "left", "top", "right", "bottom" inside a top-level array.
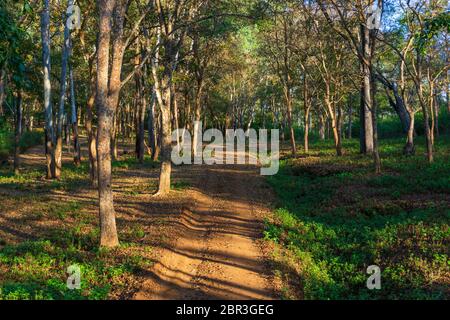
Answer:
[
  {"left": 0, "top": 137, "right": 278, "bottom": 300},
  {"left": 0, "top": 135, "right": 449, "bottom": 300}
]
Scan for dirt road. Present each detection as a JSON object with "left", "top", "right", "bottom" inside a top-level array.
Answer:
[
  {"left": 133, "top": 163, "right": 275, "bottom": 300},
  {"left": 13, "top": 141, "right": 276, "bottom": 300}
]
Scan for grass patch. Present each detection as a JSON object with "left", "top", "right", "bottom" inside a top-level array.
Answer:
[
  {"left": 266, "top": 137, "right": 450, "bottom": 300},
  {"left": 171, "top": 180, "right": 190, "bottom": 191}
]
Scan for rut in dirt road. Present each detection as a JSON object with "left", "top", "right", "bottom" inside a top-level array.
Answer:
[{"left": 133, "top": 163, "right": 276, "bottom": 300}]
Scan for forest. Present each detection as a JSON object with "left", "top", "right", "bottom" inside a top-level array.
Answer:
[{"left": 0, "top": 0, "right": 449, "bottom": 301}]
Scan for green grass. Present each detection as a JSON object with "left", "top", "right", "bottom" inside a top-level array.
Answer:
[
  {"left": 171, "top": 180, "right": 190, "bottom": 191},
  {"left": 0, "top": 237, "right": 151, "bottom": 300},
  {"left": 266, "top": 136, "right": 450, "bottom": 300},
  {"left": 0, "top": 155, "right": 158, "bottom": 300},
  {"left": 0, "top": 124, "right": 44, "bottom": 164}
]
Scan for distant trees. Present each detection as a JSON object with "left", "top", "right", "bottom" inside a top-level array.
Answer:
[{"left": 0, "top": 0, "right": 448, "bottom": 248}]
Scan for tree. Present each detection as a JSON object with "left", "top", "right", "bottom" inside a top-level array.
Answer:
[{"left": 40, "top": 0, "right": 56, "bottom": 179}]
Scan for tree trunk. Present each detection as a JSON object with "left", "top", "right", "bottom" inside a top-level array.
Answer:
[
  {"left": 284, "top": 89, "right": 296, "bottom": 155},
  {"left": 86, "top": 78, "right": 98, "bottom": 187},
  {"left": 347, "top": 99, "right": 353, "bottom": 139},
  {"left": 361, "top": 24, "right": 374, "bottom": 154},
  {"left": 55, "top": 0, "right": 73, "bottom": 179},
  {"left": 69, "top": 62, "right": 81, "bottom": 166},
  {"left": 319, "top": 113, "right": 325, "bottom": 140},
  {"left": 433, "top": 89, "right": 439, "bottom": 139},
  {"left": 0, "top": 67, "right": 6, "bottom": 117},
  {"left": 134, "top": 43, "right": 146, "bottom": 163},
  {"left": 404, "top": 111, "right": 416, "bottom": 155},
  {"left": 41, "top": 0, "right": 55, "bottom": 179},
  {"left": 371, "top": 73, "right": 381, "bottom": 174},
  {"left": 157, "top": 98, "right": 172, "bottom": 195},
  {"left": 192, "top": 89, "right": 202, "bottom": 159},
  {"left": 14, "top": 90, "right": 23, "bottom": 175},
  {"left": 417, "top": 53, "right": 433, "bottom": 163},
  {"left": 96, "top": 0, "right": 119, "bottom": 248},
  {"left": 303, "top": 76, "right": 311, "bottom": 153},
  {"left": 138, "top": 90, "right": 146, "bottom": 164},
  {"left": 148, "top": 90, "right": 157, "bottom": 158}
]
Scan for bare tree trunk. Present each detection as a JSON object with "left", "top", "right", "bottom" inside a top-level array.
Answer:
[
  {"left": 370, "top": 27, "right": 381, "bottom": 174},
  {"left": 14, "top": 90, "right": 23, "bottom": 175},
  {"left": 157, "top": 94, "right": 172, "bottom": 195},
  {"left": 284, "top": 89, "right": 296, "bottom": 155},
  {"left": 41, "top": 0, "right": 55, "bottom": 179},
  {"left": 148, "top": 90, "right": 157, "bottom": 158},
  {"left": 359, "top": 89, "right": 366, "bottom": 153},
  {"left": 0, "top": 67, "right": 5, "bottom": 117},
  {"left": 192, "top": 89, "right": 202, "bottom": 159},
  {"left": 69, "top": 62, "right": 81, "bottom": 166},
  {"left": 417, "top": 53, "right": 433, "bottom": 163},
  {"left": 111, "top": 113, "right": 118, "bottom": 160},
  {"left": 404, "top": 111, "right": 416, "bottom": 155},
  {"left": 173, "top": 89, "right": 181, "bottom": 153},
  {"left": 433, "top": 89, "right": 439, "bottom": 139},
  {"left": 138, "top": 90, "right": 146, "bottom": 163},
  {"left": 27, "top": 98, "right": 36, "bottom": 132},
  {"left": 96, "top": 0, "right": 119, "bottom": 248},
  {"left": 133, "top": 43, "right": 145, "bottom": 163},
  {"left": 55, "top": 0, "right": 74, "bottom": 179},
  {"left": 361, "top": 24, "right": 374, "bottom": 154},
  {"left": 319, "top": 113, "right": 325, "bottom": 140},
  {"left": 371, "top": 72, "right": 381, "bottom": 174},
  {"left": 86, "top": 79, "right": 97, "bottom": 187},
  {"left": 347, "top": 98, "right": 353, "bottom": 139},
  {"left": 303, "top": 76, "right": 311, "bottom": 153}
]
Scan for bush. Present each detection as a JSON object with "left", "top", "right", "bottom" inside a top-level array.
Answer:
[{"left": 18, "top": 129, "right": 44, "bottom": 152}]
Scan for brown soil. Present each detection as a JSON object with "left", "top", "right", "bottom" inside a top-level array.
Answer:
[
  {"left": 134, "top": 164, "right": 276, "bottom": 300},
  {"left": 1, "top": 140, "right": 277, "bottom": 300}
]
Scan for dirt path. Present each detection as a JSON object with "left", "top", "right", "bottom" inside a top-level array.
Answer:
[
  {"left": 11, "top": 141, "right": 276, "bottom": 300},
  {"left": 133, "top": 163, "right": 275, "bottom": 300}
]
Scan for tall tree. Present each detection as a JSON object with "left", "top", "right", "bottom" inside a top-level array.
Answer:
[{"left": 40, "top": 0, "right": 55, "bottom": 179}]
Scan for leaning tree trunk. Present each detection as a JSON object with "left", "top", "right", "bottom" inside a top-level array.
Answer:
[{"left": 41, "top": 0, "right": 56, "bottom": 179}]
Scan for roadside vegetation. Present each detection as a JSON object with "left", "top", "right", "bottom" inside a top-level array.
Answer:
[{"left": 265, "top": 130, "right": 450, "bottom": 300}]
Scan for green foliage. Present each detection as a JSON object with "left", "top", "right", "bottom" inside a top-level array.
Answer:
[
  {"left": 0, "top": 233, "right": 152, "bottom": 300},
  {"left": 266, "top": 138, "right": 450, "bottom": 300},
  {"left": 171, "top": 180, "right": 191, "bottom": 191},
  {"left": 0, "top": 121, "right": 12, "bottom": 162},
  {"left": 18, "top": 129, "right": 44, "bottom": 152},
  {"left": 415, "top": 11, "right": 450, "bottom": 54}
]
